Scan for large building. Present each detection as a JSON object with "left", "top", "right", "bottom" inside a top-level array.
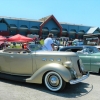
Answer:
[{"left": 0, "top": 15, "right": 100, "bottom": 39}]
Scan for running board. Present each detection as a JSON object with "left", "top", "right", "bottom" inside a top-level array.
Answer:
[{"left": 0, "top": 72, "right": 30, "bottom": 82}]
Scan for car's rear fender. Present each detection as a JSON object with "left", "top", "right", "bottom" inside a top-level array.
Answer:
[{"left": 26, "top": 63, "right": 72, "bottom": 84}]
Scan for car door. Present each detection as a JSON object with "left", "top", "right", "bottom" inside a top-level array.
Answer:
[
  {"left": 9, "top": 52, "right": 35, "bottom": 75},
  {"left": 90, "top": 54, "right": 100, "bottom": 73},
  {"left": 78, "top": 53, "right": 91, "bottom": 71},
  {"left": 0, "top": 52, "right": 11, "bottom": 73}
]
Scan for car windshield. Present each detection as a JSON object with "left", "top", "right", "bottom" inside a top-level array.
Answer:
[
  {"left": 28, "top": 44, "right": 43, "bottom": 51},
  {"left": 82, "top": 46, "right": 100, "bottom": 54}
]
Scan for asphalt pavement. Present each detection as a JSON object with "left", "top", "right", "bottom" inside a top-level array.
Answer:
[{"left": 0, "top": 73, "right": 100, "bottom": 100}]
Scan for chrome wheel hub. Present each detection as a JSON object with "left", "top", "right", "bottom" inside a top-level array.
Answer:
[{"left": 49, "top": 75, "right": 59, "bottom": 86}]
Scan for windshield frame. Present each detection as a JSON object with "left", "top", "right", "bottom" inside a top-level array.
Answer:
[{"left": 28, "top": 44, "right": 44, "bottom": 52}]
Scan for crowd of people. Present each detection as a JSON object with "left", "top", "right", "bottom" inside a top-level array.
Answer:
[
  {"left": 0, "top": 33, "right": 84, "bottom": 51},
  {"left": 0, "top": 42, "right": 29, "bottom": 50},
  {"left": 39, "top": 33, "right": 84, "bottom": 51}
]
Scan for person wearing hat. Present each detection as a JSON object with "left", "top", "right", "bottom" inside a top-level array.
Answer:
[{"left": 43, "top": 33, "right": 55, "bottom": 51}]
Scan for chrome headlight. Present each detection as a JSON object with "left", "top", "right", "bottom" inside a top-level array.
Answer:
[
  {"left": 63, "top": 61, "right": 73, "bottom": 68},
  {"left": 70, "top": 69, "right": 78, "bottom": 78}
]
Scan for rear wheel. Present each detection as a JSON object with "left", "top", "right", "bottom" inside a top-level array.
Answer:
[{"left": 44, "top": 71, "right": 66, "bottom": 92}]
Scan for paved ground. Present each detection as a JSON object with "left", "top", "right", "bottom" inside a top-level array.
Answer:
[{"left": 0, "top": 73, "right": 100, "bottom": 100}]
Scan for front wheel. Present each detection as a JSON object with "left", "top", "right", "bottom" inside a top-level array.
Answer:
[{"left": 44, "top": 71, "right": 66, "bottom": 92}]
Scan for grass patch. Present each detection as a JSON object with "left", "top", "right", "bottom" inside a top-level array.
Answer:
[{"left": 10, "top": 44, "right": 22, "bottom": 49}]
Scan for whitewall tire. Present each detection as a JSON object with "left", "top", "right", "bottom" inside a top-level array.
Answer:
[{"left": 44, "top": 71, "right": 66, "bottom": 92}]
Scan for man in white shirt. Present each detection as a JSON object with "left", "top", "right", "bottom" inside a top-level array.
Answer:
[{"left": 43, "top": 33, "right": 55, "bottom": 51}]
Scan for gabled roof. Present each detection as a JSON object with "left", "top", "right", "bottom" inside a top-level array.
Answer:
[
  {"left": 87, "top": 27, "right": 99, "bottom": 34},
  {"left": 40, "top": 15, "right": 62, "bottom": 29},
  {"left": 39, "top": 15, "right": 62, "bottom": 36},
  {"left": 0, "top": 18, "right": 10, "bottom": 28},
  {"left": 39, "top": 15, "right": 52, "bottom": 21}
]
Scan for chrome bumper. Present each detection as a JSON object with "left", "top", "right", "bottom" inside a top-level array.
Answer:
[{"left": 69, "top": 72, "right": 89, "bottom": 84}]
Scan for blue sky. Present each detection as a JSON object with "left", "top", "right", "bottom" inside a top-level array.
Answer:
[{"left": 0, "top": 0, "right": 100, "bottom": 27}]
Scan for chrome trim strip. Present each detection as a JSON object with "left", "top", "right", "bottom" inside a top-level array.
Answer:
[
  {"left": 83, "top": 63, "right": 90, "bottom": 64},
  {"left": 69, "top": 72, "right": 89, "bottom": 84},
  {"left": 91, "top": 63, "right": 100, "bottom": 65},
  {"left": 83, "top": 63, "right": 100, "bottom": 65}
]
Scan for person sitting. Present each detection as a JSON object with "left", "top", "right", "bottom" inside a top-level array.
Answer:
[
  {"left": 12, "top": 42, "right": 16, "bottom": 48},
  {"left": 22, "top": 42, "right": 28, "bottom": 50}
]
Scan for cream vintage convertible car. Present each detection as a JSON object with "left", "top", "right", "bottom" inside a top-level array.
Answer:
[{"left": 0, "top": 44, "right": 89, "bottom": 92}]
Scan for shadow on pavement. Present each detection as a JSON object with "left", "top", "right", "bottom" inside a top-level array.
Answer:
[
  {"left": 90, "top": 72, "right": 100, "bottom": 76},
  {"left": 0, "top": 78, "right": 93, "bottom": 98}
]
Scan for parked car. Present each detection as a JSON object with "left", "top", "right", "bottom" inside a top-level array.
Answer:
[
  {"left": 59, "top": 46, "right": 100, "bottom": 73},
  {"left": 0, "top": 44, "right": 89, "bottom": 92}
]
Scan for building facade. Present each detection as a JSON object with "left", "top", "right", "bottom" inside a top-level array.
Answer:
[{"left": 0, "top": 15, "right": 100, "bottom": 39}]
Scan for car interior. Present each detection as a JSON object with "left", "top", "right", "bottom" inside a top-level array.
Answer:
[
  {"left": 2, "top": 49, "right": 30, "bottom": 54},
  {"left": 63, "top": 48, "right": 83, "bottom": 52}
]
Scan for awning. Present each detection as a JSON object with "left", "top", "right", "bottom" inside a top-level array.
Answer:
[
  {"left": 19, "top": 27, "right": 28, "bottom": 30},
  {"left": 30, "top": 28, "right": 39, "bottom": 31},
  {"left": 0, "top": 41, "right": 4, "bottom": 45},
  {"left": 87, "top": 27, "right": 98, "bottom": 34},
  {"left": 42, "top": 29, "right": 49, "bottom": 32},
  {"left": 78, "top": 32, "right": 85, "bottom": 34},
  {"left": 62, "top": 30, "right": 67, "bottom": 33},
  {"left": 50, "top": 30, "right": 59, "bottom": 33},
  {"left": 69, "top": 31, "right": 76, "bottom": 34},
  {"left": 10, "top": 26, "right": 17, "bottom": 29},
  {"left": 9, "top": 24, "right": 17, "bottom": 30},
  {"left": 78, "top": 32, "right": 85, "bottom": 35},
  {"left": 0, "top": 36, "right": 7, "bottom": 41}
]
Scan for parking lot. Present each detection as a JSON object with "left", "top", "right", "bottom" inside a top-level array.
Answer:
[{"left": 0, "top": 73, "right": 100, "bottom": 100}]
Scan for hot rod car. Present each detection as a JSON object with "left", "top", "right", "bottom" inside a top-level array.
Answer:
[{"left": 0, "top": 44, "right": 89, "bottom": 92}]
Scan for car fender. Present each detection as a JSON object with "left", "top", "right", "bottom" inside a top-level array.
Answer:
[{"left": 26, "top": 63, "right": 72, "bottom": 84}]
